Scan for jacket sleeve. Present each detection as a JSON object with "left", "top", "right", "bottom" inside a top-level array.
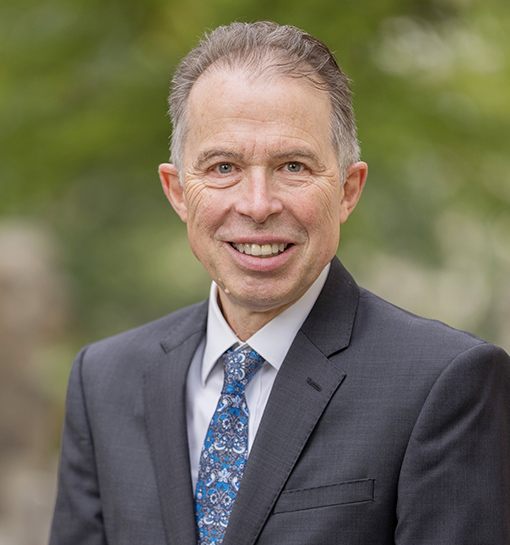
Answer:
[
  {"left": 395, "top": 342, "right": 510, "bottom": 544},
  {"left": 49, "top": 346, "right": 108, "bottom": 545}
]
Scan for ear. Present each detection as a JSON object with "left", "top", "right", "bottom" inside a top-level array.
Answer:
[
  {"left": 339, "top": 161, "right": 368, "bottom": 224},
  {"left": 158, "top": 163, "right": 188, "bottom": 222}
]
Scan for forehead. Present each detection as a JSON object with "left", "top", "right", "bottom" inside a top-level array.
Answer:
[{"left": 184, "top": 68, "right": 334, "bottom": 159}]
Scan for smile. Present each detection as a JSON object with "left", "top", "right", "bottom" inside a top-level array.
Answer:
[{"left": 230, "top": 242, "right": 289, "bottom": 257}]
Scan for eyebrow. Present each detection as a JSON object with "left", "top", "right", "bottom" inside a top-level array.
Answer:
[{"left": 194, "top": 149, "right": 244, "bottom": 169}]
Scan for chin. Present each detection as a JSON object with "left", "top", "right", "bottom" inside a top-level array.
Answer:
[{"left": 227, "top": 285, "right": 301, "bottom": 313}]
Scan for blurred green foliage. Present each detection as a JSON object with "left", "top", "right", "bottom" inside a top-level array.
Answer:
[{"left": 2, "top": 0, "right": 510, "bottom": 349}]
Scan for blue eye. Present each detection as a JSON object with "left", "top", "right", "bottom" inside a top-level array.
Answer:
[
  {"left": 217, "top": 163, "right": 233, "bottom": 174},
  {"left": 286, "top": 162, "right": 302, "bottom": 172}
]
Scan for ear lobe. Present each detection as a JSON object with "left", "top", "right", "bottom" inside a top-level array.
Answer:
[
  {"left": 158, "top": 163, "right": 188, "bottom": 222},
  {"left": 339, "top": 161, "right": 368, "bottom": 224}
]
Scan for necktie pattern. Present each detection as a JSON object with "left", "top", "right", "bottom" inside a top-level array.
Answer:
[{"left": 195, "top": 346, "right": 264, "bottom": 545}]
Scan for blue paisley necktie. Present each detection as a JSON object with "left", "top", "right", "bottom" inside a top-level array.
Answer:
[{"left": 195, "top": 345, "right": 265, "bottom": 545}]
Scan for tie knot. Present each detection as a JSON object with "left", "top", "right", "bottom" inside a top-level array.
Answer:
[{"left": 221, "top": 346, "right": 264, "bottom": 395}]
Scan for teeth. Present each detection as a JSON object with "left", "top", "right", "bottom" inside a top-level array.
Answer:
[{"left": 232, "top": 242, "right": 289, "bottom": 257}]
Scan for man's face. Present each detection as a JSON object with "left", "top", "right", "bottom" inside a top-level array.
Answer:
[{"left": 160, "top": 68, "right": 366, "bottom": 325}]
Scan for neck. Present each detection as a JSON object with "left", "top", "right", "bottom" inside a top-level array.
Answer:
[{"left": 217, "top": 291, "right": 294, "bottom": 342}]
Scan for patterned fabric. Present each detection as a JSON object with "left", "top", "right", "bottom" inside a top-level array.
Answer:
[{"left": 195, "top": 345, "right": 265, "bottom": 545}]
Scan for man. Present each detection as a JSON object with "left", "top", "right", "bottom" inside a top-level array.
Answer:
[{"left": 50, "top": 22, "right": 510, "bottom": 545}]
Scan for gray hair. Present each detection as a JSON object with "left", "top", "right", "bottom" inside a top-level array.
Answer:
[{"left": 168, "top": 21, "right": 360, "bottom": 179}]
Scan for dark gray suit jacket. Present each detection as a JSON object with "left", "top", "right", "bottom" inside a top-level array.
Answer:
[{"left": 50, "top": 258, "right": 510, "bottom": 544}]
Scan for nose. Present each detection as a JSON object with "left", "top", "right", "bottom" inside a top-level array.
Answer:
[{"left": 234, "top": 169, "right": 283, "bottom": 223}]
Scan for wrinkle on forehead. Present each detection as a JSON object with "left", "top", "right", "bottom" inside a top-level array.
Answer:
[{"left": 188, "top": 129, "right": 333, "bottom": 173}]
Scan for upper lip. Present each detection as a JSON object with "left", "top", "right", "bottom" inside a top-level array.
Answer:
[{"left": 226, "top": 236, "right": 293, "bottom": 245}]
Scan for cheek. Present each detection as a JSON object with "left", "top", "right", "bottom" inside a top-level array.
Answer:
[{"left": 298, "top": 184, "right": 342, "bottom": 229}]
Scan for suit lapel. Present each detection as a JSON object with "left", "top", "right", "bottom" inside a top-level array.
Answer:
[
  {"left": 144, "top": 302, "right": 208, "bottom": 545},
  {"left": 223, "top": 258, "right": 359, "bottom": 545}
]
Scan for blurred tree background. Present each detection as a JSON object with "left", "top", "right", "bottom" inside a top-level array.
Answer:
[{"left": 0, "top": 0, "right": 509, "bottom": 541}]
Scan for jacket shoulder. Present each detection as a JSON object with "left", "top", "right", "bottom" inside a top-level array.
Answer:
[
  {"left": 356, "top": 287, "right": 493, "bottom": 360},
  {"left": 78, "top": 300, "right": 207, "bottom": 370}
]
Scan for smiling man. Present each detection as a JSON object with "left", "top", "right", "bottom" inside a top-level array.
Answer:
[
  {"left": 50, "top": 22, "right": 510, "bottom": 545},
  {"left": 159, "top": 58, "right": 365, "bottom": 340}
]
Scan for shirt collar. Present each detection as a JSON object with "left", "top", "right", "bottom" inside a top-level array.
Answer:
[{"left": 201, "top": 263, "right": 330, "bottom": 386}]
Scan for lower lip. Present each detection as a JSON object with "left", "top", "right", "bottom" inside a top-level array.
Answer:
[{"left": 225, "top": 243, "right": 295, "bottom": 272}]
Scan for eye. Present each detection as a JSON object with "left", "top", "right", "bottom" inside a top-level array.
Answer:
[
  {"left": 216, "top": 163, "right": 234, "bottom": 174},
  {"left": 285, "top": 162, "right": 303, "bottom": 173}
]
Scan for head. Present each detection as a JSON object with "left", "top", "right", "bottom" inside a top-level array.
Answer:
[
  {"left": 159, "top": 22, "right": 367, "bottom": 339},
  {"left": 169, "top": 21, "right": 360, "bottom": 182}
]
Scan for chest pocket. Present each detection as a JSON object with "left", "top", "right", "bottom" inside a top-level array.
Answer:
[{"left": 274, "top": 478, "right": 374, "bottom": 514}]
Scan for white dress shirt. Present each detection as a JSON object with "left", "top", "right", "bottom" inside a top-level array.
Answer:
[{"left": 186, "top": 263, "right": 330, "bottom": 490}]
